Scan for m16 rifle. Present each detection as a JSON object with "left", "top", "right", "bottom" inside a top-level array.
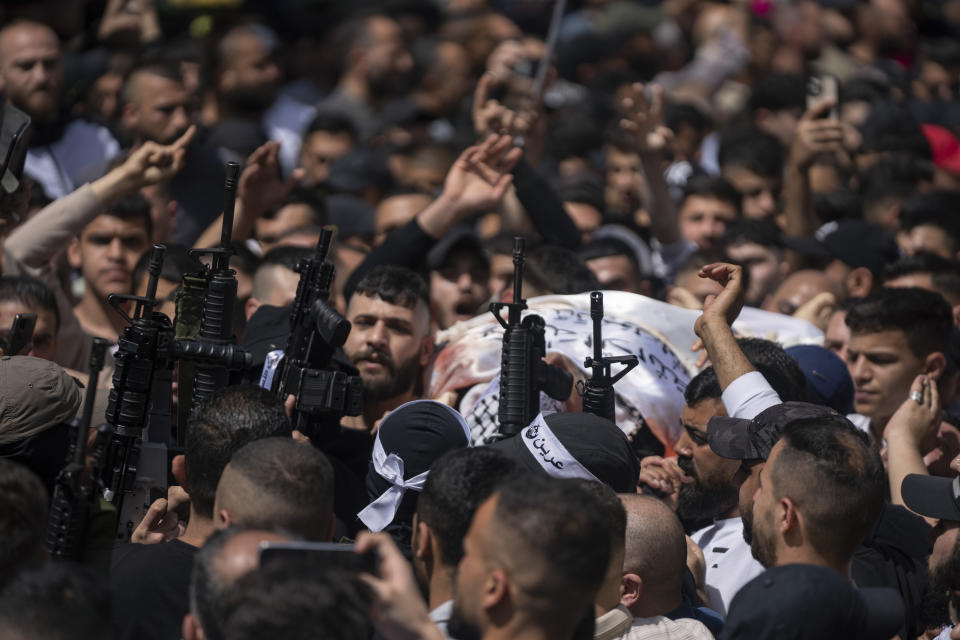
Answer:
[
  {"left": 45, "top": 337, "right": 108, "bottom": 561},
  {"left": 103, "top": 245, "right": 249, "bottom": 542},
  {"left": 578, "top": 291, "right": 638, "bottom": 422},
  {"left": 489, "top": 237, "right": 573, "bottom": 437},
  {"left": 261, "top": 228, "right": 362, "bottom": 443},
  {"left": 177, "top": 162, "right": 249, "bottom": 433}
]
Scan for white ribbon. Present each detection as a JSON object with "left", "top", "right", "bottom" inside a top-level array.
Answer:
[
  {"left": 357, "top": 400, "right": 472, "bottom": 532},
  {"left": 520, "top": 413, "right": 601, "bottom": 483}
]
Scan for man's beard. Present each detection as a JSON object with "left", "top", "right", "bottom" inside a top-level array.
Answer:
[
  {"left": 367, "top": 68, "right": 414, "bottom": 101},
  {"left": 918, "top": 551, "right": 960, "bottom": 631},
  {"left": 358, "top": 349, "right": 421, "bottom": 402},
  {"left": 740, "top": 500, "right": 754, "bottom": 545},
  {"left": 748, "top": 512, "right": 777, "bottom": 569},
  {"left": 448, "top": 597, "right": 482, "bottom": 640},
  {"left": 676, "top": 456, "right": 739, "bottom": 528}
]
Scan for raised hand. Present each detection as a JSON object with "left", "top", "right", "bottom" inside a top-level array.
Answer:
[
  {"left": 691, "top": 263, "right": 746, "bottom": 355},
  {"left": 130, "top": 485, "right": 190, "bottom": 544},
  {"left": 620, "top": 83, "right": 673, "bottom": 155},
  {"left": 238, "top": 141, "right": 305, "bottom": 218},
  {"left": 790, "top": 99, "right": 845, "bottom": 169},
  {"left": 440, "top": 134, "right": 523, "bottom": 214},
  {"left": 472, "top": 74, "right": 536, "bottom": 141},
  {"left": 122, "top": 126, "right": 195, "bottom": 188}
]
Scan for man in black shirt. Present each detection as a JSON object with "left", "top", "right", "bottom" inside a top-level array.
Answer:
[{"left": 110, "top": 386, "right": 291, "bottom": 640}]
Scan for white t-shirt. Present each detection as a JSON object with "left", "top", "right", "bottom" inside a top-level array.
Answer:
[{"left": 691, "top": 516, "right": 765, "bottom": 616}]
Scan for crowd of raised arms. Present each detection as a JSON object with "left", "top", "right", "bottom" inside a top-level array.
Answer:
[{"left": 3, "top": 1, "right": 960, "bottom": 639}]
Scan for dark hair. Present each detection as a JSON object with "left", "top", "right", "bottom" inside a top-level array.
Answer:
[
  {"left": 859, "top": 101, "right": 932, "bottom": 160},
  {"left": 231, "top": 242, "right": 262, "bottom": 276},
  {"left": 185, "top": 385, "right": 292, "bottom": 518},
  {"left": 525, "top": 245, "right": 600, "bottom": 295},
  {"left": 329, "top": 14, "right": 380, "bottom": 77},
  {"left": 545, "top": 109, "right": 603, "bottom": 162},
  {"left": 276, "top": 187, "right": 326, "bottom": 226},
  {"left": 664, "top": 101, "right": 714, "bottom": 134},
  {"left": 0, "top": 563, "right": 112, "bottom": 639},
  {"left": 0, "top": 276, "right": 60, "bottom": 331},
  {"left": 883, "top": 253, "right": 960, "bottom": 303},
  {"left": 684, "top": 340, "right": 806, "bottom": 406},
  {"left": 718, "top": 128, "right": 783, "bottom": 180},
  {"left": 553, "top": 172, "right": 605, "bottom": 213},
  {"left": 191, "top": 527, "right": 242, "bottom": 640},
  {"left": 722, "top": 218, "right": 783, "bottom": 250},
  {"left": 681, "top": 174, "right": 742, "bottom": 213},
  {"left": 219, "top": 557, "right": 371, "bottom": 640},
  {"left": 104, "top": 193, "right": 153, "bottom": 240},
  {"left": 737, "top": 337, "right": 808, "bottom": 401},
  {"left": 770, "top": 416, "right": 884, "bottom": 565},
  {"left": 121, "top": 61, "right": 183, "bottom": 106},
  {"left": 491, "top": 475, "right": 612, "bottom": 631},
  {"left": 899, "top": 190, "right": 960, "bottom": 253},
  {"left": 846, "top": 287, "right": 953, "bottom": 358},
  {"left": 578, "top": 238, "right": 642, "bottom": 274},
  {"left": 258, "top": 245, "right": 315, "bottom": 273},
  {"left": 134, "top": 243, "right": 202, "bottom": 287},
  {"left": 416, "top": 447, "right": 518, "bottom": 566},
  {"left": 0, "top": 459, "right": 47, "bottom": 589},
  {"left": 572, "top": 479, "right": 626, "bottom": 549},
  {"left": 352, "top": 265, "right": 429, "bottom": 308},
  {"left": 304, "top": 111, "right": 358, "bottom": 141},
  {"left": 814, "top": 189, "right": 862, "bottom": 223},
  {"left": 224, "top": 438, "right": 335, "bottom": 541}
]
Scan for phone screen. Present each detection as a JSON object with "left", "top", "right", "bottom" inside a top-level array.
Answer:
[{"left": 258, "top": 541, "right": 379, "bottom": 574}]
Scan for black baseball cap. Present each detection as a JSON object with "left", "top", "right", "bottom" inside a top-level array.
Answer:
[
  {"left": 488, "top": 412, "right": 640, "bottom": 492},
  {"left": 426, "top": 227, "right": 487, "bottom": 270},
  {"left": 708, "top": 401, "right": 846, "bottom": 462},
  {"left": 724, "top": 564, "right": 904, "bottom": 640},
  {"left": 901, "top": 474, "right": 960, "bottom": 522},
  {"left": 782, "top": 220, "right": 900, "bottom": 276}
]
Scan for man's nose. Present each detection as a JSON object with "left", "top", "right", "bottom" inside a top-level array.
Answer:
[
  {"left": 365, "top": 322, "right": 387, "bottom": 347},
  {"left": 107, "top": 237, "right": 125, "bottom": 258}
]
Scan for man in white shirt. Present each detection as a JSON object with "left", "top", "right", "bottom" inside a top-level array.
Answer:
[{"left": 0, "top": 20, "right": 119, "bottom": 199}]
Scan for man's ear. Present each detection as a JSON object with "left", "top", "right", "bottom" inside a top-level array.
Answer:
[
  {"left": 619, "top": 573, "right": 642, "bottom": 610},
  {"left": 414, "top": 519, "right": 433, "bottom": 562},
  {"left": 120, "top": 103, "right": 138, "bottom": 132},
  {"left": 844, "top": 267, "right": 873, "bottom": 298},
  {"left": 183, "top": 613, "right": 205, "bottom": 640},
  {"left": 925, "top": 352, "right": 948, "bottom": 381},
  {"left": 217, "top": 509, "right": 231, "bottom": 529},
  {"left": 67, "top": 236, "right": 82, "bottom": 270},
  {"left": 483, "top": 568, "right": 510, "bottom": 613},
  {"left": 420, "top": 333, "right": 435, "bottom": 368},
  {"left": 779, "top": 497, "right": 800, "bottom": 537},
  {"left": 245, "top": 297, "right": 261, "bottom": 322},
  {"left": 172, "top": 454, "right": 187, "bottom": 488}
]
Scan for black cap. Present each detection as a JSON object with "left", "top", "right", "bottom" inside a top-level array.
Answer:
[
  {"left": 426, "top": 227, "right": 487, "bottom": 270},
  {"left": 487, "top": 412, "right": 640, "bottom": 492},
  {"left": 325, "top": 193, "right": 376, "bottom": 239},
  {"left": 243, "top": 303, "right": 358, "bottom": 376},
  {"left": 782, "top": 220, "right": 900, "bottom": 276},
  {"left": 901, "top": 474, "right": 960, "bottom": 522},
  {"left": 326, "top": 148, "right": 392, "bottom": 195},
  {"left": 724, "top": 564, "right": 904, "bottom": 640},
  {"left": 708, "top": 401, "right": 845, "bottom": 461}
]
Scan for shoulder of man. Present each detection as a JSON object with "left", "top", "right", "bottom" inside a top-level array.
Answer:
[{"left": 626, "top": 615, "right": 714, "bottom": 640}]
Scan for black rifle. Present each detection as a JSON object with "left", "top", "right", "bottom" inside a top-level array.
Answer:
[
  {"left": 489, "top": 237, "right": 573, "bottom": 437},
  {"left": 183, "top": 161, "right": 249, "bottom": 419},
  {"left": 265, "top": 228, "right": 362, "bottom": 442},
  {"left": 45, "top": 337, "right": 108, "bottom": 561},
  {"left": 102, "top": 245, "right": 249, "bottom": 540},
  {"left": 578, "top": 291, "right": 638, "bottom": 422}
]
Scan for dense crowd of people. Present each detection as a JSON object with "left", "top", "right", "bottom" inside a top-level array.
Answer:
[{"left": 1, "top": 0, "right": 960, "bottom": 638}]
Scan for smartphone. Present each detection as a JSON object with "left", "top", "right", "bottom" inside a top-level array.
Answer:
[
  {"left": 806, "top": 74, "right": 839, "bottom": 120},
  {"left": 258, "top": 541, "right": 379, "bottom": 574},
  {"left": 3, "top": 312, "right": 36, "bottom": 356}
]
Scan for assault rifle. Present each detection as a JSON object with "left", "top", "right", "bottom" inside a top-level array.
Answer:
[
  {"left": 178, "top": 161, "right": 249, "bottom": 431},
  {"left": 262, "top": 228, "right": 362, "bottom": 443},
  {"left": 578, "top": 291, "right": 638, "bottom": 422},
  {"left": 489, "top": 237, "right": 573, "bottom": 437},
  {"left": 46, "top": 337, "right": 108, "bottom": 560},
  {"left": 103, "top": 245, "right": 249, "bottom": 542}
]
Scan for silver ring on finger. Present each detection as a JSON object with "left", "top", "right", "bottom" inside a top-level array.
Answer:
[{"left": 910, "top": 390, "right": 923, "bottom": 404}]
